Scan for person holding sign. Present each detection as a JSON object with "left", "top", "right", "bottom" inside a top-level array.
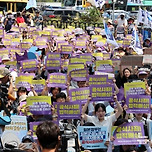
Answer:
[{"left": 81, "top": 95, "right": 123, "bottom": 140}]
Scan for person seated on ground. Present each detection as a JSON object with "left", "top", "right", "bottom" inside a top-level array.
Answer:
[{"left": 36, "top": 121, "right": 60, "bottom": 152}]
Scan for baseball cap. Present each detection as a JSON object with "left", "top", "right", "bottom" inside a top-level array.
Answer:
[
  {"left": 0, "top": 67, "right": 10, "bottom": 79},
  {"left": 22, "top": 135, "right": 34, "bottom": 143},
  {"left": 138, "top": 71, "right": 148, "bottom": 75}
]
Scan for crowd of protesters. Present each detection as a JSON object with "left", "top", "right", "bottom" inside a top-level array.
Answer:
[{"left": 0, "top": 8, "right": 151, "bottom": 152}]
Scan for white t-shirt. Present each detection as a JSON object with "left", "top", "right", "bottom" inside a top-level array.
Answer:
[
  {"left": 117, "top": 18, "right": 127, "bottom": 27},
  {"left": 86, "top": 114, "right": 116, "bottom": 138}
]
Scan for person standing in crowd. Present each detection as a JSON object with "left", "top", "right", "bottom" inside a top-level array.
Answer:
[
  {"left": 34, "top": 10, "right": 43, "bottom": 30},
  {"left": 16, "top": 12, "right": 25, "bottom": 26},
  {"left": 127, "top": 17, "right": 135, "bottom": 34},
  {"left": 3, "top": 10, "right": 15, "bottom": 32},
  {"left": 116, "top": 13, "right": 127, "bottom": 37},
  {"left": 36, "top": 121, "right": 60, "bottom": 152},
  {"left": 81, "top": 95, "right": 123, "bottom": 138}
]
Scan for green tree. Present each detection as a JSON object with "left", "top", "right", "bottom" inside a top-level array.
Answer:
[{"left": 79, "top": 6, "right": 103, "bottom": 23}]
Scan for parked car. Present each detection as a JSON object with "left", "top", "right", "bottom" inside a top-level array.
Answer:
[{"left": 42, "top": 8, "right": 81, "bottom": 21}]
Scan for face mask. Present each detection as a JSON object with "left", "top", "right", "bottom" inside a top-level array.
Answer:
[{"left": 121, "top": 16, "right": 124, "bottom": 20}]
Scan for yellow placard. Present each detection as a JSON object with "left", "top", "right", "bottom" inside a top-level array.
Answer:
[
  {"left": 96, "top": 60, "right": 112, "bottom": 68},
  {"left": 92, "top": 35, "right": 103, "bottom": 42},
  {"left": 92, "top": 52, "right": 103, "bottom": 58},
  {"left": 124, "top": 81, "right": 146, "bottom": 97},
  {"left": 22, "top": 39, "right": 33, "bottom": 43},
  {"left": 27, "top": 96, "right": 52, "bottom": 106},
  {"left": 68, "top": 64, "right": 84, "bottom": 73},
  {"left": 12, "top": 38, "right": 20, "bottom": 43},
  {"left": 3, "top": 39, "right": 11, "bottom": 46},
  {"left": 5, "top": 61, "right": 17, "bottom": 66}
]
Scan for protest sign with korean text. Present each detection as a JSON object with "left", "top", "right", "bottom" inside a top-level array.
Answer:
[
  {"left": 126, "top": 95, "right": 151, "bottom": 113},
  {"left": 79, "top": 53, "right": 92, "bottom": 64},
  {"left": 4, "top": 115, "right": 27, "bottom": 141},
  {"left": 78, "top": 126, "right": 108, "bottom": 149},
  {"left": 10, "top": 48, "right": 22, "bottom": 55},
  {"left": 75, "top": 40, "right": 86, "bottom": 49},
  {"left": 2, "top": 39, "right": 11, "bottom": 46},
  {"left": 31, "top": 79, "right": 45, "bottom": 93},
  {"left": 70, "top": 57, "right": 86, "bottom": 64},
  {"left": 68, "top": 63, "right": 84, "bottom": 73},
  {"left": 35, "top": 38, "right": 47, "bottom": 49},
  {"left": 45, "top": 59, "right": 61, "bottom": 70},
  {"left": 57, "top": 41, "right": 68, "bottom": 50},
  {"left": 92, "top": 52, "right": 103, "bottom": 60},
  {"left": 61, "top": 59, "right": 69, "bottom": 70},
  {"left": 54, "top": 101, "right": 81, "bottom": 119},
  {"left": 29, "top": 121, "right": 41, "bottom": 139},
  {"left": 113, "top": 122, "right": 146, "bottom": 145},
  {"left": 20, "top": 42, "right": 32, "bottom": 50},
  {"left": 69, "top": 87, "right": 90, "bottom": 103},
  {"left": 27, "top": 96, "right": 52, "bottom": 115},
  {"left": 89, "top": 75, "right": 108, "bottom": 85},
  {"left": 70, "top": 68, "right": 88, "bottom": 81},
  {"left": 90, "top": 84, "right": 114, "bottom": 101},
  {"left": 0, "top": 48, "right": 10, "bottom": 57},
  {"left": 45, "top": 52, "right": 61, "bottom": 70},
  {"left": 48, "top": 73, "right": 67, "bottom": 89},
  {"left": 61, "top": 45, "right": 73, "bottom": 54},
  {"left": 95, "top": 60, "right": 113, "bottom": 73},
  {"left": 20, "top": 59, "right": 38, "bottom": 72},
  {"left": 124, "top": 81, "right": 146, "bottom": 97},
  {"left": 15, "top": 76, "right": 32, "bottom": 91}
]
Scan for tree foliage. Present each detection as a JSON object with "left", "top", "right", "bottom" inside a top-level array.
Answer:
[{"left": 79, "top": 7, "right": 103, "bottom": 23}]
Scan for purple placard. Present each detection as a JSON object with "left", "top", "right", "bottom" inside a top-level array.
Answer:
[
  {"left": 75, "top": 40, "right": 86, "bottom": 49},
  {"left": 35, "top": 38, "right": 47, "bottom": 49},
  {"left": 29, "top": 102, "right": 51, "bottom": 115},
  {"left": 79, "top": 53, "right": 92, "bottom": 64},
  {"left": 96, "top": 61, "right": 113, "bottom": 73},
  {"left": 103, "top": 53, "right": 111, "bottom": 60},
  {"left": 20, "top": 59, "right": 38, "bottom": 72},
  {"left": 126, "top": 95, "right": 151, "bottom": 113},
  {"left": 70, "top": 68, "right": 87, "bottom": 81},
  {"left": 0, "top": 48, "right": 10, "bottom": 56},
  {"left": 10, "top": 47, "right": 22, "bottom": 55},
  {"left": 90, "top": 84, "right": 114, "bottom": 101},
  {"left": 45, "top": 58, "right": 61, "bottom": 70},
  {"left": 15, "top": 51, "right": 28, "bottom": 62},
  {"left": 89, "top": 75, "right": 108, "bottom": 85},
  {"left": 57, "top": 41, "right": 68, "bottom": 50},
  {"left": 69, "top": 87, "right": 90, "bottom": 102},
  {"left": 46, "top": 52, "right": 61, "bottom": 60},
  {"left": 2, "top": 39, "right": 11, "bottom": 46},
  {"left": 61, "top": 59, "right": 69, "bottom": 70},
  {"left": 20, "top": 42, "right": 32, "bottom": 50},
  {"left": 61, "top": 45, "right": 73, "bottom": 54},
  {"left": 48, "top": 73, "right": 67, "bottom": 89},
  {"left": 54, "top": 101, "right": 82, "bottom": 119},
  {"left": 113, "top": 122, "right": 145, "bottom": 145}
]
